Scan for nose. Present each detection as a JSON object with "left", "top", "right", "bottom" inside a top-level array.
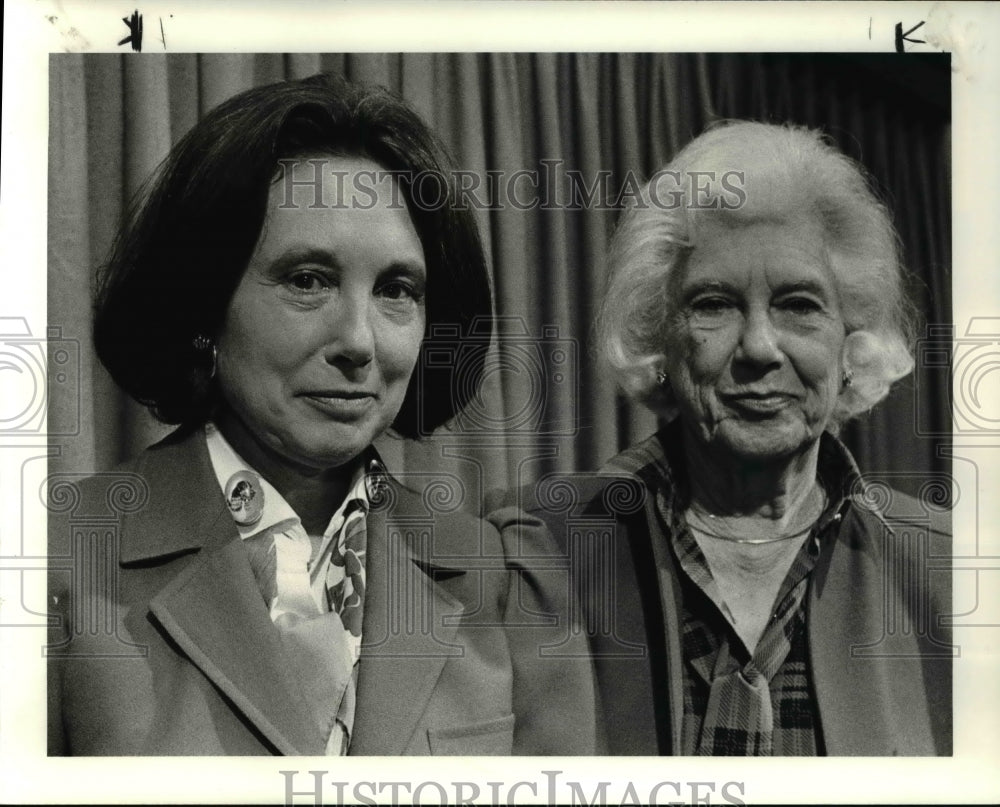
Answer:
[
  {"left": 735, "top": 308, "right": 783, "bottom": 368},
  {"left": 325, "top": 297, "right": 375, "bottom": 368}
]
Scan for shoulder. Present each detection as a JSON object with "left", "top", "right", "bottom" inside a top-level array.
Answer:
[
  {"left": 48, "top": 427, "right": 210, "bottom": 513},
  {"left": 47, "top": 450, "right": 149, "bottom": 559},
  {"left": 846, "top": 484, "right": 952, "bottom": 543},
  {"left": 485, "top": 464, "right": 647, "bottom": 520},
  {"left": 839, "top": 484, "right": 951, "bottom": 609},
  {"left": 484, "top": 471, "right": 650, "bottom": 566},
  {"left": 48, "top": 426, "right": 222, "bottom": 571},
  {"left": 46, "top": 437, "right": 187, "bottom": 644},
  {"left": 379, "top": 474, "right": 504, "bottom": 558},
  {"left": 48, "top": 428, "right": 205, "bottom": 523},
  {"left": 483, "top": 437, "right": 664, "bottom": 563}
]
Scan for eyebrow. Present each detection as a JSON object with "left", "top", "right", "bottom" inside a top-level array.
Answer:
[
  {"left": 771, "top": 279, "right": 830, "bottom": 297},
  {"left": 680, "top": 279, "right": 738, "bottom": 298},
  {"left": 262, "top": 247, "right": 427, "bottom": 279},
  {"left": 680, "top": 278, "right": 832, "bottom": 299},
  {"left": 264, "top": 247, "right": 341, "bottom": 275}
]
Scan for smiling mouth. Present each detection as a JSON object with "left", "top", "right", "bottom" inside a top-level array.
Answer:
[
  {"left": 304, "top": 390, "right": 376, "bottom": 399},
  {"left": 722, "top": 393, "right": 795, "bottom": 414},
  {"left": 301, "top": 392, "right": 377, "bottom": 416}
]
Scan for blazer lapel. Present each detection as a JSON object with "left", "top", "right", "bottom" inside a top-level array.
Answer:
[
  {"left": 349, "top": 484, "right": 465, "bottom": 755},
  {"left": 641, "top": 497, "right": 685, "bottom": 755},
  {"left": 149, "top": 533, "right": 327, "bottom": 755},
  {"left": 568, "top": 479, "right": 677, "bottom": 755},
  {"left": 808, "top": 508, "right": 934, "bottom": 755},
  {"left": 123, "top": 432, "right": 469, "bottom": 756},
  {"left": 123, "top": 429, "right": 327, "bottom": 755}
]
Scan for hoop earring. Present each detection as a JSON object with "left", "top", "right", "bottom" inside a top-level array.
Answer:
[{"left": 193, "top": 334, "right": 218, "bottom": 380}]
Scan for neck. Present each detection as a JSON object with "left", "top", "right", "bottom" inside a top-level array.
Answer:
[
  {"left": 214, "top": 412, "right": 354, "bottom": 535},
  {"left": 681, "top": 424, "right": 823, "bottom": 525}
]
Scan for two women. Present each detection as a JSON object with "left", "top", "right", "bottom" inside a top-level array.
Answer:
[
  {"left": 50, "top": 70, "right": 948, "bottom": 757},
  {"left": 47, "top": 73, "right": 596, "bottom": 756}
]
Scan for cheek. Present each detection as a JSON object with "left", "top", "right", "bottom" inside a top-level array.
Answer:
[
  {"left": 790, "top": 337, "right": 844, "bottom": 392},
  {"left": 667, "top": 343, "right": 727, "bottom": 415},
  {"left": 223, "top": 297, "right": 301, "bottom": 363},
  {"left": 679, "top": 329, "right": 736, "bottom": 383},
  {"left": 378, "top": 318, "right": 425, "bottom": 382}
]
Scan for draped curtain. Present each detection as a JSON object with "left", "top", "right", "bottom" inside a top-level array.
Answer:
[{"left": 48, "top": 53, "right": 951, "bottom": 506}]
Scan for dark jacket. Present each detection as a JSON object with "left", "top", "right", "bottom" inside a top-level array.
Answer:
[
  {"left": 47, "top": 427, "right": 598, "bottom": 755},
  {"left": 487, "top": 427, "right": 952, "bottom": 756}
]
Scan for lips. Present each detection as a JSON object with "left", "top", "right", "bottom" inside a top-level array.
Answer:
[
  {"left": 299, "top": 390, "right": 377, "bottom": 417},
  {"left": 302, "top": 390, "right": 376, "bottom": 400},
  {"left": 721, "top": 391, "right": 796, "bottom": 414}
]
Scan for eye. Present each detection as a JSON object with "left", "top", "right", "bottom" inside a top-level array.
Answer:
[
  {"left": 378, "top": 281, "right": 414, "bottom": 300},
  {"left": 690, "top": 296, "right": 735, "bottom": 314},
  {"left": 287, "top": 270, "right": 330, "bottom": 293},
  {"left": 778, "top": 296, "right": 823, "bottom": 315},
  {"left": 376, "top": 277, "right": 425, "bottom": 305}
]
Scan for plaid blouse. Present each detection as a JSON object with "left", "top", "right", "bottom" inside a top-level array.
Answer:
[
  {"left": 673, "top": 517, "right": 820, "bottom": 755},
  {"left": 608, "top": 421, "right": 859, "bottom": 756}
]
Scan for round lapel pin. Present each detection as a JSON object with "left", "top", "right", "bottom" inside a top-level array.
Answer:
[{"left": 224, "top": 470, "right": 264, "bottom": 526}]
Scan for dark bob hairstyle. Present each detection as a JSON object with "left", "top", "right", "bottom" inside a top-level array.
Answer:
[{"left": 94, "top": 72, "right": 493, "bottom": 439}]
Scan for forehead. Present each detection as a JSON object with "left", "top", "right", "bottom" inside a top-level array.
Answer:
[
  {"left": 255, "top": 153, "right": 425, "bottom": 268},
  {"left": 272, "top": 153, "right": 407, "bottom": 210},
  {"left": 681, "top": 215, "right": 833, "bottom": 289}
]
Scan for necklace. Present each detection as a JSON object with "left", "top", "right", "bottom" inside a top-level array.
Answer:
[
  {"left": 686, "top": 516, "right": 812, "bottom": 544},
  {"left": 684, "top": 484, "right": 826, "bottom": 545}
]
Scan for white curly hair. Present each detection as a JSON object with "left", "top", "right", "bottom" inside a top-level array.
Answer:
[{"left": 596, "top": 120, "right": 917, "bottom": 429}]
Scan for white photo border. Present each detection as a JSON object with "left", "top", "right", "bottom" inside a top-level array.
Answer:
[{"left": 3, "top": 1, "right": 999, "bottom": 804}]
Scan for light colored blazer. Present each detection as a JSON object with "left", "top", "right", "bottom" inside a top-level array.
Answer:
[{"left": 47, "top": 428, "right": 598, "bottom": 756}]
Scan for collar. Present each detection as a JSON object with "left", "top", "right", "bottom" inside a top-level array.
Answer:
[
  {"left": 605, "top": 417, "right": 871, "bottom": 535},
  {"left": 116, "top": 426, "right": 394, "bottom": 565},
  {"left": 204, "top": 422, "right": 384, "bottom": 540}
]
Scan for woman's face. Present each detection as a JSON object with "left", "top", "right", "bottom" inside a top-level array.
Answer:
[
  {"left": 215, "top": 155, "right": 426, "bottom": 475},
  {"left": 663, "top": 216, "right": 847, "bottom": 462}
]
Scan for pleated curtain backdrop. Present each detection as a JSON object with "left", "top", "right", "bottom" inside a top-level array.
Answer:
[{"left": 48, "top": 53, "right": 951, "bottom": 508}]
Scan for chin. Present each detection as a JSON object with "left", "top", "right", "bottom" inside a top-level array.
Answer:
[
  {"left": 711, "top": 421, "right": 819, "bottom": 462},
  {"left": 287, "top": 426, "right": 380, "bottom": 471}
]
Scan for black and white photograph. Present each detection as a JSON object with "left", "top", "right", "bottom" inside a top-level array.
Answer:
[{"left": 3, "top": 1, "right": 999, "bottom": 804}]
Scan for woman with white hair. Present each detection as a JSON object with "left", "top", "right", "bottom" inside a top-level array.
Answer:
[{"left": 490, "top": 120, "right": 951, "bottom": 755}]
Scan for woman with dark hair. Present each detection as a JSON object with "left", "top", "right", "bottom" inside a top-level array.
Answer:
[
  {"left": 490, "top": 121, "right": 951, "bottom": 756},
  {"left": 48, "top": 72, "right": 596, "bottom": 756}
]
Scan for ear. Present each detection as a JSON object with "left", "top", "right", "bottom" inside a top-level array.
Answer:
[{"left": 833, "top": 329, "right": 914, "bottom": 425}]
